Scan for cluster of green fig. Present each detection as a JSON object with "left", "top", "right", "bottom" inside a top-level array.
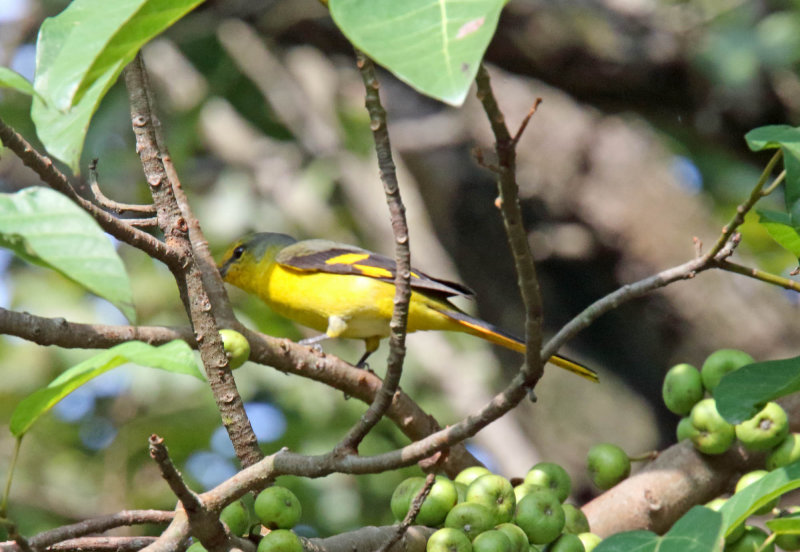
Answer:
[
  {"left": 188, "top": 485, "right": 304, "bottom": 552},
  {"left": 664, "top": 349, "right": 798, "bottom": 463},
  {"left": 392, "top": 464, "right": 602, "bottom": 552}
]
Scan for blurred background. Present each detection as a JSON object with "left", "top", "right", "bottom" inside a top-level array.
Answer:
[{"left": 1, "top": 0, "right": 799, "bottom": 539}]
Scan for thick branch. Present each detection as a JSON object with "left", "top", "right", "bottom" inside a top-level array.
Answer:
[{"left": 123, "top": 54, "right": 262, "bottom": 468}]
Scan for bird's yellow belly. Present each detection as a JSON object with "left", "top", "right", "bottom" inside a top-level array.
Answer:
[{"left": 258, "top": 265, "right": 454, "bottom": 339}]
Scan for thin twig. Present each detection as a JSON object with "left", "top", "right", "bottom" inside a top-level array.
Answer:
[
  {"left": 148, "top": 436, "right": 230, "bottom": 552},
  {"left": 87, "top": 159, "right": 158, "bottom": 216},
  {"left": 334, "top": 51, "right": 411, "bottom": 454},
  {"left": 474, "top": 63, "right": 545, "bottom": 385},
  {"left": 0, "top": 117, "right": 177, "bottom": 267},
  {"left": 511, "top": 99, "right": 542, "bottom": 146},
  {"left": 377, "top": 473, "right": 435, "bottom": 552},
  {"left": 717, "top": 260, "right": 800, "bottom": 292},
  {"left": 45, "top": 536, "right": 158, "bottom": 551},
  {"left": 27, "top": 511, "right": 174, "bottom": 550}
]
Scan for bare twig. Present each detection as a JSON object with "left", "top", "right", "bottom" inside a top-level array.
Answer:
[
  {"left": 26, "top": 511, "right": 174, "bottom": 550},
  {"left": 717, "top": 260, "right": 800, "bottom": 292},
  {"left": 87, "top": 159, "right": 158, "bottom": 216},
  {"left": 148, "top": 436, "right": 231, "bottom": 552},
  {"left": 474, "top": 64, "right": 545, "bottom": 387},
  {"left": 377, "top": 473, "right": 435, "bottom": 552},
  {"left": 335, "top": 51, "right": 411, "bottom": 454}
]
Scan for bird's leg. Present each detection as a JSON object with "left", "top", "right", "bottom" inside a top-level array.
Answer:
[
  {"left": 299, "top": 333, "right": 329, "bottom": 353},
  {"left": 356, "top": 336, "right": 381, "bottom": 370}
]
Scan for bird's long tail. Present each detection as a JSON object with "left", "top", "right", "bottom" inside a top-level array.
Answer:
[{"left": 440, "top": 308, "right": 599, "bottom": 383}]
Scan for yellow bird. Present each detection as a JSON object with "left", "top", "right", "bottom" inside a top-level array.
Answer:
[{"left": 218, "top": 232, "right": 598, "bottom": 382}]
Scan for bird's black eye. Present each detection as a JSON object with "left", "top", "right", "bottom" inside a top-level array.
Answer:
[{"left": 232, "top": 245, "right": 245, "bottom": 259}]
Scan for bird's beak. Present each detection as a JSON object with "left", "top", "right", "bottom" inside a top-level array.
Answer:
[{"left": 218, "top": 260, "right": 230, "bottom": 279}]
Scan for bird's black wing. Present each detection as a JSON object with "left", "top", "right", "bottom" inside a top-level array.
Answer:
[{"left": 275, "top": 239, "right": 474, "bottom": 299}]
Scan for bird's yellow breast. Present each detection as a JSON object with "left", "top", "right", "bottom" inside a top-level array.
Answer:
[{"left": 231, "top": 259, "right": 456, "bottom": 339}]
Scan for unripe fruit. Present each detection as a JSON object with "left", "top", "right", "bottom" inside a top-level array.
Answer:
[
  {"left": 701, "top": 349, "right": 753, "bottom": 392},
  {"left": 257, "top": 529, "right": 303, "bottom": 552},
  {"left": 220, "top": 500, "right": 250, "bottom": 536},
  {"left": 586, "top": 443, "right": 630, "bottom": 490},
  {"left": 723, "top": 526, "right": 773, "bottom": 552},
  {"left": 562, "top": 504, "right": 590, "bottom": 534},
  {"left": 495, "top": 522, "right": 528, "bottom": 552},
  {"left": 547, "top": 533, "right": 585, "bottom": 552},
  {"left": 219, "top": 329, "right": 250, "bottom": 369},
  {"left": 416, "top": 476, "right": 459, "bottom": 527},
  {"left": 254, "top": 486, "right": 302, "bottom": 529},
  {"left": 775, "top": 532, "right": 800, "bottom": 551},
  {"left": 524, "top": 462, "right": 571, "bottom": 503},
  {"left": 466, "top": 474, "right": 516, "bottom": 525},
  {"left": 426, "top": 527, "right": 473, "bottom": 552},
  {"left": 514, "top": 483, "right": 538, "bottom": 503},
  {"left": 676, "top": 417, "right": 693, "bottom": 442},
  {"left": 455, "top": 466, "right": 492, "bottom": 487},
  {"left": 444, "top": 502, "right": 496, "bottom": 540},
  {"left": 688, "top": 398, "right": 735, "bottom": 455},
  {"left": 662, "top": 363, "right": 704, "bottom": 415},
  {"left": 577, "top": 533, "right": 602, "bottom": 552},
  {"left": 472, "top": 529, "right": 512, "bottom": 552},
  {"left": 514, "top": 489, "right": 565, "bottom": 545},
  {"left": 391, "top": 477, "right": 425, "bottom": 521},
  {"left": 735, "top": 402, "right": 789, "bottom": 452},
  {"left": 735, "top": 470, "right": 779, "bottom": 515},
  {"left": 766, "top": 433, "right": 800, "bottom": 470}
]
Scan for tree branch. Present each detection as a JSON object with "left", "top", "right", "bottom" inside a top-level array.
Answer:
[
  {"left": 335, "top": 51, "right": 411, "bottom": 453},
  {"left": 123, "top": 53, "right": 262, "bottom": 468},
  {"left": 474, "top": 64, "right": 546, "bottom": 387},
  {"left": 0, "top": 117, "right": 176, "bottom": 267}
]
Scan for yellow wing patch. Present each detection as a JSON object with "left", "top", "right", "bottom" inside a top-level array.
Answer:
[
  {"left": 352, "top": 264, "right": 393, "bottom": 278},
  {"left": 325, "top": 253, "right": 370, "bottom": 265}
]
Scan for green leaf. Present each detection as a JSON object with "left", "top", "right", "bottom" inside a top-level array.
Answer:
[
  {"left": 719, "top": 462, "right": 800, "bottom": 534},
  {"left": 766, "top": 514, "right": 800, "bottom": 535},
  {"left": 594, "top": 507, "right": 723, "bottom": 552},
  {"left": 757, "top": 209, "right": 800, "bottom": 257},
  {"left": 715, "top": 355, "right": 800, "bottom": 423},
  {"left": 31, "top": 60, "right": 124, "bottom": 174},
  {"left": 0, "top": 187, "right": 136, "bottom": 322},
  {"left": 34, "top": 0, "right": 204, "bottom": 111},
  {"left": 745, "top": 125, "right": 800, "bottom": 228},
  {"left": 10, "top": 340, "right": 202, "bottom": 437},
  {"left": 30, "top": 0, "right": 203, "bottom": 172},
  {"left": 0, "top": 67, "right": 35, "bottom": 97},
  {"left": 329, "top": 0, "right": 505, "bottom": 106}
]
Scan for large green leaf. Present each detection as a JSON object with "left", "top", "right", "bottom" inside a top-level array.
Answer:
[
  {"left": 10, "top": 340, "right": 202, "bottom": 437},
  {"left": 31, "top": 0, "right": 203, "bottom": 172},
  {"left": 31, "top": 60, "right": 124, "bottom": 174},
  {"left": 715, "top": 355, "right": 800, "bottom": 423},
  {"left": 594, "top": 506, "right": 723, "bottom": 552},
  {"left": 0, "top": 187, "right": 136, "bottom": 322},
  {"left": 329, "top": 0, "right": 505, "bottom": 106},
  {"left": 746, "top": 125, "right": 800, "bottom": 230},
  {"left": 0, "top": 67, "right": 35, "bottom": 97}
]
